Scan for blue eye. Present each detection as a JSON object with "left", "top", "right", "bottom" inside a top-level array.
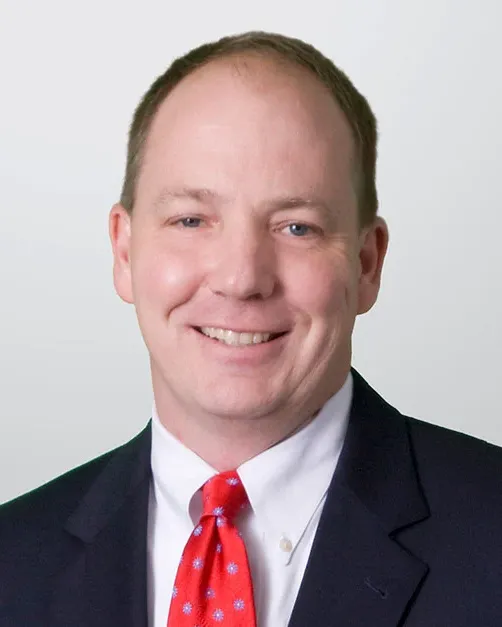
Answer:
[
  {"left": 287, "top": 223, "right": 312, "bottom": 237},
  {"left": 178, "top": 217, "right": 201, "bottom": 228}
]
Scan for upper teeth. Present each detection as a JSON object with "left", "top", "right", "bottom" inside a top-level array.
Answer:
[{"left": 200, "top": 327, "right": 273, "bottom": 346}]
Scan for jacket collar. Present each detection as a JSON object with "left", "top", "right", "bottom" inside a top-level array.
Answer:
[
  {"left": 64, "top": 424, "right": 152, "bottom": 542},
  {"left": 337, "top": 369, "right": 429, "bottom": 533},
  {"left": 288, "top": 369, "right": 430, "bottom": 626},
  {"left": 50, "top": 424, "right": 153, "bottom": 627}
]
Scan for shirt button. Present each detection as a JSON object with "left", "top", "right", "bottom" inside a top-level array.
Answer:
[{"left": 279, "top": 535, "right": 293, "bottom": 553}]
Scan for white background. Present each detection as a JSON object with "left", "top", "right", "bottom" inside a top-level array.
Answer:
[{"left": 1, "top": 0, "right": 500, "bottom": 504}]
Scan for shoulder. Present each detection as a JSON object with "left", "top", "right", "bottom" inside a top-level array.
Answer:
[
  {"left": 0, "top": 425, "right": 148, "bottom": 544},
  {"left": 354, "top": 369, "right": 502, "bottom": 492},
  {"left": 0, "top": 424, "right": 151, "bottom": 611},
  {"left": 0, "top": 447, "right": 116, "bottom": 603},
  {"left": 407, "top": 414, "right": 502, "bottom": 485},
  {"left": 0, "top": 448, "right": 114, "bottom": 538},
  {"left": 403, "top": 414, "right": 502, "bottom": 526},
  {"left": 353, "top": 369, "right": 502, "bottom": 516}
]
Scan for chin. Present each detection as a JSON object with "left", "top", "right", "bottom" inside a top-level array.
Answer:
[{"left": 195, "top": 387, "right": 281, "bottom": 420}]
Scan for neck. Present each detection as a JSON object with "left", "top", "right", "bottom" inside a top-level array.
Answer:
[
  {"left": 164, "top": 411, "right": 321, "bottom": 471},
  {"left": 151, "top": 368, "right": 349, "bottom": 471}
]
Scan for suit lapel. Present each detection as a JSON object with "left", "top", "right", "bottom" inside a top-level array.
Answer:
[
  {"left": 49, "top": 424, "right": 152, "bottom": 627},
  {"left": 289, "top": 370, "right": 430, "bottom": 627}
]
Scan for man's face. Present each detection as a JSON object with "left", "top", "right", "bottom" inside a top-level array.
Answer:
[{"left": 110, "top": 57, "right": 387, "bottom": 426}]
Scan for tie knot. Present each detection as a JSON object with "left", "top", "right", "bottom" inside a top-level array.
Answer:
[{"left": 202, "top": 471, "right": 248, "bottom": 522}]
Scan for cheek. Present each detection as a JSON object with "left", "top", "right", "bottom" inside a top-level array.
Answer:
[
  {"left": 132, "top": 245, "right": 199, "bottom": 316},
  {"left": 285, "top": 256, "right": 354, "bottom": 323}
]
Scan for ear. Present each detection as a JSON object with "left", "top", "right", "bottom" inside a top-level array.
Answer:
[
  {"left": 356, "top": 216, "right": 389, "bottom": 315},
  {"left": 109, "top": 203, "right": 134, "bottom": 304}
]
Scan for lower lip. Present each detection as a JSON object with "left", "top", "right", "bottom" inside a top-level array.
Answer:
[{"left": 191, "top": 327, "right": 289, "bottom": 366}]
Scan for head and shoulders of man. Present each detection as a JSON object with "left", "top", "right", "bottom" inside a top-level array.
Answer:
[{"left": 2, "top": 31, "right": 501, "bottom": 524}]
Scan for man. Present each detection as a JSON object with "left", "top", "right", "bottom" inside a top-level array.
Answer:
[{"left": 1, "top": 31, "right": 501, "bottom": 627}]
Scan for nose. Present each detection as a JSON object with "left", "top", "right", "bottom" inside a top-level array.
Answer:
[{"left": 205, "top": 224, "right": 276, "bottom": 301}]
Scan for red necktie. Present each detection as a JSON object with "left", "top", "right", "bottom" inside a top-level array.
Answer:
[{"left": 167, "top": 470, "right": 257, "bottom": 626}]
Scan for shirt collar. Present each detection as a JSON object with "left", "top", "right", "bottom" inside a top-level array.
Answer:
[
  {"left": 238, "top": 372, "right": 352, "bottom": 563},
  {"left": 151, "top": 372, "right": 352, "bottom": 560},
  {"left": 151, "top": 412, "right": 216, "bottom": 525}
]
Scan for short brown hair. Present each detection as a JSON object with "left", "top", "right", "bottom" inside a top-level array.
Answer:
[{"left": 120, "top": 31, "right": 378, "bottom": 227}]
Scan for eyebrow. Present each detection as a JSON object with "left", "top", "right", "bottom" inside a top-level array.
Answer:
[
  {"left": 153, "top": 187, "right": 219, "bottom": 208},
  {"left": 152, "top": 186, "right": 338, "bottom": 220}
]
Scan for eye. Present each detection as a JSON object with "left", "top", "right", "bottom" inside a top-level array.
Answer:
[
  {"left": 175, "top": 217, "right": 202, "bottom": 228},
  {"left": 283, "top": 223, "right": 315, "bottom": 237}
]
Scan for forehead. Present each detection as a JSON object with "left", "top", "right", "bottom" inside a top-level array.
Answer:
[{"left": 137, "top": 54, "right": 356, "bottom": 207}]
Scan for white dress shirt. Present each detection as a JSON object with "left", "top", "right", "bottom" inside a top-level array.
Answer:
[{"left": 147, "top": 372, "right": 352, "bottom": 627}]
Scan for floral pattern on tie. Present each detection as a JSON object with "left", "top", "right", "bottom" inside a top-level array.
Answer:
[{"left": 167, "top": 470, "right": 257, "bottom": 626}]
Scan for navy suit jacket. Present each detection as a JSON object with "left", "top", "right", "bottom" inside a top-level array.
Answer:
[{"left": 1, "top": 370, "right": 502, "bottom": 626}]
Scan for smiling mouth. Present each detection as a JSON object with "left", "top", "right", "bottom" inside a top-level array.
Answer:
[{"left": 193, "top": 326, "right": 288, "bottom": 347}]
